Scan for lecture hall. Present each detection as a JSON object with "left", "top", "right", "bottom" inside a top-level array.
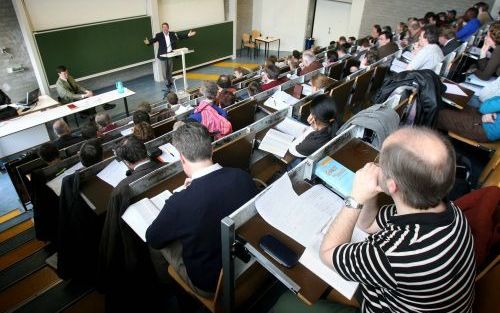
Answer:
[{"left": 0, "top": 0, "right": 499, "bottom": 312}]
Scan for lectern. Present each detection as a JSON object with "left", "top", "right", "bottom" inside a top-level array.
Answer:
[{"left": 160, "top": 48, "right": 195, "bottom": 93}]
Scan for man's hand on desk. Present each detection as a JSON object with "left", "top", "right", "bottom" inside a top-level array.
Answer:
[
  {"left": 188, "top": 30, "right": 196, "bottom": 37},
  {"left": 84, "top": 90, "right": 93, "bottom": 98}
]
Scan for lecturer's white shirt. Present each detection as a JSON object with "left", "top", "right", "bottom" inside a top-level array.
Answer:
[{"left": 164, "top": 32, "right": 172, "bottom": 53}]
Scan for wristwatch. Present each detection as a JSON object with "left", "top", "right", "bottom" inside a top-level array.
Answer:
[{"left": 344, "top": 196, "right": 363, "bottom": 210}]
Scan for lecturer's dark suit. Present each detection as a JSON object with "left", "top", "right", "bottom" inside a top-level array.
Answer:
[{"left": 148, "top": 31, "right": 189, "bottom": 86}]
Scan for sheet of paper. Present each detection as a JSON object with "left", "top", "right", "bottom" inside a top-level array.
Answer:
[
  {"left": 444, "top": 83, "right": 467, "bottom": 97},
  {"left": 274, "top": 117, "right": 309, "bottom": 139},
  {"left": 258, "top": 128, "right": 295, "bottom": 157},
  {"left": 122, "top": 198, "right": 161, "bottom": 242},
  {"left": 401, "top": 51, "right": 413, "bottom": 62},
  {"left": 302, "top": 83, "right": 313, "bottom": 96},
  {"left": 390, "top": 59, "right": 407, "bottom": 73},
  {"left": 150, "top": 189, "right": 173, "bottom": 209},
  {"left": 264, "top": 90, "right": 300, "bottom": 111},
  {"left": 158, "top": 143, "right": 180, "bottom": 163},
  {"left": 97, "top": 159, "right": 129, "bottom": 187},
  {"left": 255, "top": 175, "right": 345, "bottom": 246},
  {"left": 459, "top": 82, "right": 482, "bottom": 95},
  {"left": 465, "top": 74, "right": 497, "bottom": 88},
  {"left": 46, "top": 162, "right": 84, "bottom": 196},
  {"left": 120, "top": 127, "right": 133, "bottom": 137}
]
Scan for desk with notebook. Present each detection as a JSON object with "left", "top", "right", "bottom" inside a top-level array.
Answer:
[
  {"left": 221, "top": 126, "right": 383, "bottom": 312},
  {"left": 441, "top": 78, "right": 474, "bottom": 109}
]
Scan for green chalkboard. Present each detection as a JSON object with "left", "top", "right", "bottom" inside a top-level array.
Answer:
[
  {"left": 35, "top": 16, "right": 155, "bottom": 85},
  {"left": 169, "top": 21, "right": 234, "bottom": 72},
  {"left": 35, "top": 18, "right": 234, "bottom": 85}
]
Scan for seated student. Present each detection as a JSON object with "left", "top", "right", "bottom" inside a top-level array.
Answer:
[
  {"left": 347, "top": 36, "right": 356, "bottom": 46},
  {"left": 370, "top": 24, "right": 382, "bottom": 46},
  {"left": 396, "top": 22, "right": 409, "bottom": 41},
  {"left": 166, "top": 92, "right": 179, "bottom": 108},
  {"left": 407, "top": 25, "right": 444, "bottom": 70},
  {"left": 438, "top": 96, "right": 500, "bottom": 142},
  {"left": 404, "top": 20, "right": 422, "bottom": 46},
  {"left": 336, "top": 46, "right": 349, "bottom": 61},
  {"left": 382, "top": 25, "right": 392, "bottom": 33},
  {"left": 233, "top": 66, "right": 250, "bottom": 79},
  {"left": 470, "top": 21, "right": 500, "bottom": 81},
  {"left": 476, "top": 2, "right": 492, "bottom": 25},
  {"left": 274, "top": 127, "right": 475, "bottom": 313},
  {"left": 265, "top": 55, "right": 278, "bottom": 66},
  {"left": 95, "top": 112, "right": 117, "bottom": 136},
  {"left": 311, "top": 74, "right": 332, "bottom": 92},
  {"left": 447, "top": 9, "right": 457, "bottom": 24},
  {"left": 146, "top": 122, "right": 257, "bottom": 298},
  {"left": 132, "top": 122, "right": 155, "bottom": 143},
  {"left": 425, "top": 12, "right": 437, "bottom": 25},
  {"left": 377, "top": 30, "right": 399, "bottom": 58},
  {"left": 247, "top": 81, "right": 262, "bottom": 97},
  {"left": 350, "top": 50, "right": 379, "bottom": 73},
  {"left": 99, "top": 136, "right": 163, "bottom": 304},
  {"left": 323, "top": 50, "right": 338, "bottom": 67},
  {"left": 31, "top": 142, "right": 62, "bottom": 242},
  {"left": 287, "top": 56, "right": 300, "bottom": 71},
  {"left": 52, "top": 119, "right": 82, "bottom": 149},
  {"left": 292, "top": 50, "right": 302, "bottom": 63},
  {"left": 189, "top": 80, "right": 232, "bottom": 139},
  {"left": 261, "top": 64, "right": 287, "bottom": 91},
  {"left": 79, "top": 138, "right": 104, "bottom": 167},
  {"left": 299, "top": 51, "right": 322, "bottom": 75},
  {"left": 289, "top": 94, "right": 338, "bottom": 159},
  {"left": 217, "top": 89, "right": 236, "bottom": 109},
  {"left": 438, "top": 25, "right": 462, "bottom": 56},
  {"left": 354, "top": 38, "right": 371, "bottom": 61},
  {"left": 216, "top": 74, "right": 236, "bottom": 94},
  {"left": 337, "top": 36, "right": 351, "bottom": 49},
  {"left": 456, "top": 7, "right": 481, "bottom": 42},
  {"left": 133, "top": 109, "right": 151, "bottom": 125},
  {"left": 81, "top": 122, "right": 98, "bottom": 140}
]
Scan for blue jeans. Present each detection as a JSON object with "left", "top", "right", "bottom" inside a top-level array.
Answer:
[{"left": 467, "top": 95, "right": 481, "bottom": 109}]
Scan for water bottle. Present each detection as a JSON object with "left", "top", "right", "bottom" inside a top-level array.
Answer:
[{"left": 116, "top": 81, "right": 124, "bottom": 93}]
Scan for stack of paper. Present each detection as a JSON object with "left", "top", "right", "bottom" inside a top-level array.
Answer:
[
  {"left": 46, "top": 162, "right": 84, "bottom": 196},
  {"left": 97, "top": 159, "right": 129, "bottom": 187},
  {"left": 465, "top": 74, "right": 497, "bottom": 88},
  {"left": 258, "top": 129, "right": 295, "bottom": 157},
  {"left": 120, "top": 127, "right": 133, "bottom": 137},
  {"left": 122, "top": 189, "right": 173, "bottom": 242},
  {"left": 255, "top": 175, "right": 367, "bottom": 299},
  {"left": 158, "top": 143, "right": 180, "bottom": 163}
]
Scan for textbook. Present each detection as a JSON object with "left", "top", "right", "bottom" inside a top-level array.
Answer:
[
  {"left": 122, "top": 189, "right": 173, "bottom": 242},
  {"left": 158, "top": 143, "right": 180, "bottom": 163},
  {"left": 314, "top": 156, "right": 354, "bottom": 198},
  {"left": 263, "top": 90, "right": 299, "bottom": 111},
  {"left": 46, "top": 162, "right": 83, "bottom": 196},
  {"left": 258, "top": 128, "right": 295, "bottom": 158},
  {"left": 274, "top": 117, "right": 309, "bottom": 139}
]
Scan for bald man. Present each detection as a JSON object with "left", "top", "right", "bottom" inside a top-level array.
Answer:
[
  {"left": 274, "top": 127, "right": 476, "bottom": 313},
  {"left": 52, "top": 119, "right": 82, "bottom": 149}
]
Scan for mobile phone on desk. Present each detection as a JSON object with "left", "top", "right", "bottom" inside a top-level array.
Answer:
[{"left": 259, "top": 234, "right": 299, "bottom": 268}]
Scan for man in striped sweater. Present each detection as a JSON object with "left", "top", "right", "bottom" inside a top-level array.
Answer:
[{"left": 275, "top": 127, "right": 476, "bottom": 312}]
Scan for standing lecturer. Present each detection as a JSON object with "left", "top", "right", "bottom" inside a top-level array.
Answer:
[{"left": 144, "top": 23, "right": 196, "bottom": 90}]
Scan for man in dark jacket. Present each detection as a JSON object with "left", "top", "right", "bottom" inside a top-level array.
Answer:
[
  {"left": 144, "top": 22, "right": 196, "bottom": 89},
  {"left": 146, "top": 122, "right": 257, "bottom": 297},
  {"left": 439, "top": 26, "right": 462, "bottom": 56}
]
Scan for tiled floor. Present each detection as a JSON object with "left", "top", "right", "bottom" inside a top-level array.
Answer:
[{"left": 0, "top": 49, "right": 289, "bottom": 215}]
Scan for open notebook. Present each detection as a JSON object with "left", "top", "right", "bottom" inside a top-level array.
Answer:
[{"left": 258, "top": 117, "right": 309, "bottom": 158}]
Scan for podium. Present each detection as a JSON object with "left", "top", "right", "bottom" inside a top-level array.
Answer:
[{"left": 160, "top": 48, "right": 194, "bottom": 93}]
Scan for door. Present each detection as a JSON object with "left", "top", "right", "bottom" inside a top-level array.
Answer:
[{"left": 312, "top": 0, "right": 352, "bottom": 48}]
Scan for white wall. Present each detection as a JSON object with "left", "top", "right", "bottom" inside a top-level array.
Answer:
[
  {"left": 492, "top": 0, "right": 500, "bottom": 19},
  {"left": 313, "top": 0, "right": 352, "bottom": 47},
  {"left": 158, "top": 0, "right": 225, "bottom": 30},
  {"left": 24, "top": 0, "right": 147, "bottom": 31},
  {"left": 252, "top": 0, "right": 309, "bottom": 52}
]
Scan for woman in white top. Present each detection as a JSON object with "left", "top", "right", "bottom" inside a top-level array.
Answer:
[{"left": 407, "top": 25, "right": 444, "bottom": 70}]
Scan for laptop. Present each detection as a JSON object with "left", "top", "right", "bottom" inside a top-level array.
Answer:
[{"left": 18, "top": 88, "right": 40, "bottom": 106}]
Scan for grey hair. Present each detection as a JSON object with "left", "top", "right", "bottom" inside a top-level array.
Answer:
[
  {"left": 379, "top": 127, "right": 456, "bottom": 210},
  {"left": 200, "top": 80, "right": 218, "bottom": 100},
  {"left": 172, "top": 122, "right": 212, "bottom": 162},
  {"left": 95, "top": 112, "right": 111, "bottom": 127},
  {"left": 53, "top": 119, "right": 70, "bottom": 136},
  {"left": 302, "top": 51, "right": 316, "bottom": 65}
]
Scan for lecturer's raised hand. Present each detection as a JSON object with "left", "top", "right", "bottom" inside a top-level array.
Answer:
[
  {"left": 188, "top": 30, "right": 196, "bottom": 37},
  {"left": 143, "top": 37, "right": 150, "bottom": 45}
]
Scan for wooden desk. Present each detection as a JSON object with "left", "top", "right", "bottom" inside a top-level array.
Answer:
[
  {"left": 442, "top": 78, "right": 474, "bottom": 109},
  {"left": 17, "top": 95, "right": 59, "bottom": 116},
  {"left": 80, "top": 176, "right": 114, "bottom": 216},
  {"left": 238, "top": 214, "right": 327, "bottom": 304}
]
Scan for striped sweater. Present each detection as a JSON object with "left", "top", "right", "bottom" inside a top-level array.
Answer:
[{"left": 333, "top": 202, "right": 476, "bottom": 313}]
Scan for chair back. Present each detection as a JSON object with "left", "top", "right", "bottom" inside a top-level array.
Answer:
[
  {"left": 242, "top": 33, "right": 251, "bottom": 44},
  {"left": 251, "top": 30, "right": 261, "bottom": 40},
  {"left": 350, "top": 69, "right": 375, "bottom": 111},
  {"left": 329, "top": 79, "right": 355, "bottom": 121},
  {"left": 369, "top": 66, "right": 389, "bottom": 96},
  {"left": 328, "top": 62, "right": 344, "bottom": 80},
  {"left": 227, "top": 100, "right": 257, "bottom": 131}
]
